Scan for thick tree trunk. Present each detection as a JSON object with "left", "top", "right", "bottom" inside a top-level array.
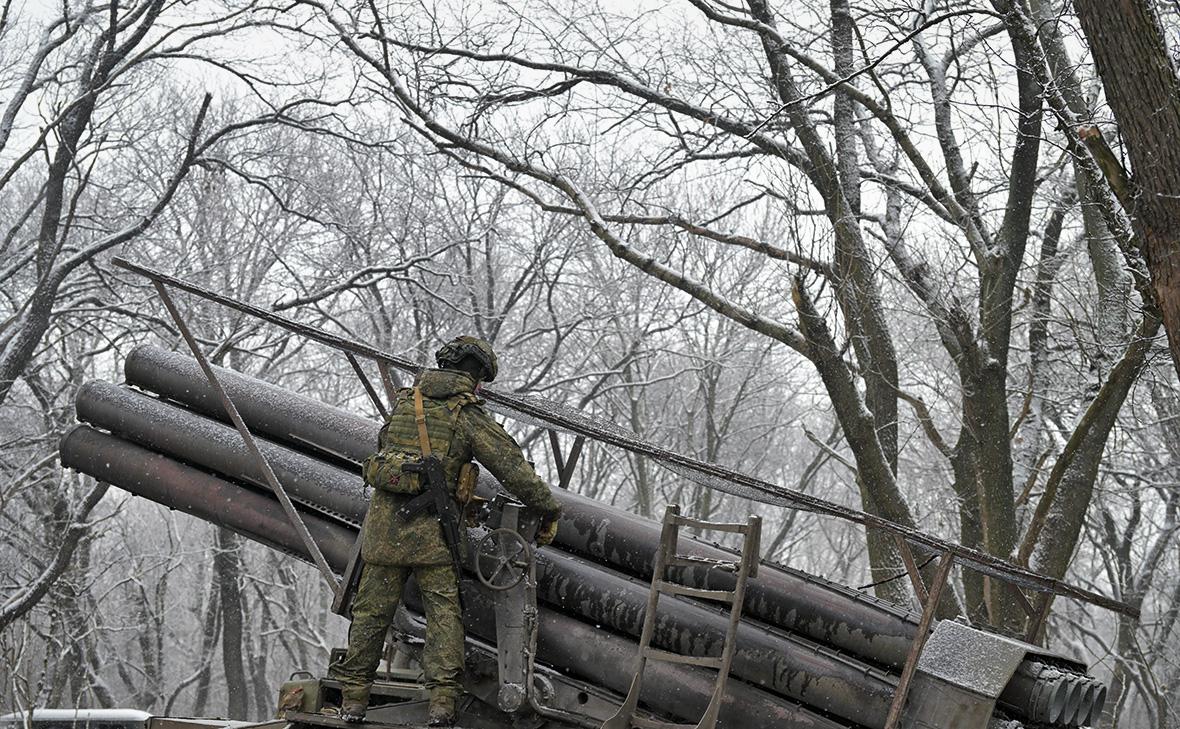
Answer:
[
  {"left": 829, "top": 0, "right": 859, "bottom": 215},
  {"left": 1028, "top": 311, "right": 1162, "bottom": 578},
  {"left": 962, "top": 3, "right": 1045, "bottom": 633},
  {"left": 826, "top": 0, "right": 902, "bottom": 478},
  {"left": 949, "top": 436, "right": 987, "bottom": 623},
  {"left": 1073, "top": 0, "right": 1180, "bottom": 384},
  {"left": 1029, "top": 0, "right": 1134, "bottom": 337},
  {"left": 748, "top": 0, "right": 906, "bottom": 601}
]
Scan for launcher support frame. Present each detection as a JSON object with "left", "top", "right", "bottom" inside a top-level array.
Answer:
[{"left": 151, "top": 281, "right": 340, "bottom": 591}]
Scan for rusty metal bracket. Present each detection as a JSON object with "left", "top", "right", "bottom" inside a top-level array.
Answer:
[
  {"left": 548, "top": 431, "right": 586, "bottom": 490},
  {"left": 152, "top": 282, "right": 340, "bottom": 591},
  {"left": 561, "top": 436, "right": 585, "bottom": 490},
  {"left": 548, "top": 430, "right": 565, "bottom": 477},
  {"left": 893, "top": 535, "right": 929, "bottom": 607},
  {"left": 883, "top": 550, "right": 955, "bottom": 729},
  {"left": 1009, "top": 580, "right": 1037, "bottom": 618},
  {"left": 346, "top": 351, "right": 388, "bottom": 418}
]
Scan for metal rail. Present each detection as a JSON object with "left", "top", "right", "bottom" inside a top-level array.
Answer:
[{"left": 110, "top": 256, "right": 1138, "bottom": 620}]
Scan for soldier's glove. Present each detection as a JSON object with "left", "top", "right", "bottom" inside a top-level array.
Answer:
[{"left": 536, "top": 509, "right": 561, "bottom": 547}]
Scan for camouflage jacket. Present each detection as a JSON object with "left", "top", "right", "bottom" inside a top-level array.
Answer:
[{"left": 360, "top": 368, "right": 561, "bottom": 566}]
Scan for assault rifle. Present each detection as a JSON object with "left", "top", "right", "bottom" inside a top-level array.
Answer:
[{"left": 396, "top": 455, "right": 466, "bottom": 572}]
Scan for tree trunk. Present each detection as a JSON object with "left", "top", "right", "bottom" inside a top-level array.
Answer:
[
  {"left": 1073, "top": 0, "right": 1180, "bottom": 384},
  {"left": 249, "top": 581, "right": 273, "bottom": 719},
  {"left": 961, "top": 2, "right": 1045, "bottom": 632},
  {"left": 1026, "top": 0, "right": 1134, "bottom": 349},
  {"left": 191, "top": 572, "right": 222, "bottom": 717},
  {"left": 749, "top": 0, "right": 901, "bottom": 482},
  {"left": 0, "top": 481, "right": 108, "bottom": 633},
  {"left": 1102, "top": 612, "right": 1139, "bottom": 728},
  {"left": 1013, "top": 198, "right": 1068, "bottom": 502},
  {"left": 1029, "top": 311, "right": 1162, "bottom": 579},
  {"left": 215, "top": 528, "right": 249, "bottom": 719},
  {"left": 793, "top": 277, "right": 951, "bottom": 610}
]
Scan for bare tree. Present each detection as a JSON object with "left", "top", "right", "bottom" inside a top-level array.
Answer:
[
  {"left": 293, "top": 0, "right": 1174, "bottom": 632},
  {"left": 1073, "top": 0, "right": 1180, "bottom": 385}
]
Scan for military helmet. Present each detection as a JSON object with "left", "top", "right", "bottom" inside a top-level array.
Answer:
[{"left": 435, "top": 335, "right": 499, "bottom": 382}]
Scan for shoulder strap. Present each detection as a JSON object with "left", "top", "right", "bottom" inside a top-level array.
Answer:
[{"left": 413, "top": 387, "right": 432, "bottom": 457}]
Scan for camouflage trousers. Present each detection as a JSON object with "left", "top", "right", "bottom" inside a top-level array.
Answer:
[{"left": 328, "top": 562, "right": 463, "bottom": 706}]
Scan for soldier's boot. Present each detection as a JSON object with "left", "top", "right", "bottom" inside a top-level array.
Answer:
[
  {"left": 426, "top": 696, "right": 456, "bottom": 727},
  {"left": 339, "top": 700, "right": 367, "bottom": 724},
  {"left": 337, "top": 684, "right": 370, "bottom": 724}
]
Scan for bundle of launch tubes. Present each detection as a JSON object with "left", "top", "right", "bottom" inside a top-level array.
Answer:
[{"left": 60, "top": 344, "right": 1110, "bottom": 729}]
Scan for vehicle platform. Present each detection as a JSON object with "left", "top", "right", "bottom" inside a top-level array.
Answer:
[{"left": 283, "top": 708, "right": 479, "bottom": 729}]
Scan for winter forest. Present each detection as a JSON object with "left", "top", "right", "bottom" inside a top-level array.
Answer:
[{"left": 2, "top": 0, "right": 1180, "bottom": 727}]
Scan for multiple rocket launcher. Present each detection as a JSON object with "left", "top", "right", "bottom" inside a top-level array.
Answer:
[{"left": 60, "top": 345, "right": 1107, "bottom": 729}]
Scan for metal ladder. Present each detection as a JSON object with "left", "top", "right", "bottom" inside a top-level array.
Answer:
[{"left": 600, "top": 504, "right": 761, "bottom": 729}]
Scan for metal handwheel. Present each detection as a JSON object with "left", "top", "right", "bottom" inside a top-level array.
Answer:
[{"left": 476, "top": 528, "right": 533, "bottom": 591}]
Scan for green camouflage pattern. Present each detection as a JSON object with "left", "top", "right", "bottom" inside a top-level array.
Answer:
[
  {"left": 361, "top": 368, "right": 561, "bottom": 566},
  {"left": 328, "top": 562, "right": 463, "bottom": 705},
  {"left": 435, "top": 335, "right": 499, "bottom": 382},
  {"left": 334, "top": 368, "right": 560, "bottom": 709}
]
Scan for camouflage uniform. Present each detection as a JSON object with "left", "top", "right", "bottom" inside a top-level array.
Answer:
[{"left": 329, "top": 367, "right": 560, "bottom": 710}]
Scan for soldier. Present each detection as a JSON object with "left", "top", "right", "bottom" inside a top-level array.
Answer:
[{"left": 328, "top": 336, "right": 562, "bottom": 727}]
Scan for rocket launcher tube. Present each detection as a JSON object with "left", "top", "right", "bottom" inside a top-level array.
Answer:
[
  {"left": 72, "top": 382, "right": 901, "bottom": 727},
  {"left": 59, "top": 425, "right": 356, "bottom": 568},
  {"left": 111, "top": 348, "right": 1108, "bottom": 728},
  {"left": 122, "top": 344, "right": 923, "bottom": 666},
  {"left": 59, "top": 425, "right": 852, "bottom": 729}
]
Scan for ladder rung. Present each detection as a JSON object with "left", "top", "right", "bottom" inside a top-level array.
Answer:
[
  {"left": 667, "top": 555, "right": 738, "bottom": 571},
  {"left": 643, "top": 647, "right": 725, "bottom": 669},
  {"left": 670, "top": 514, "right": 750, "bottom": 534},
  {"left": 656, "top": 580, "right": 735, "bottom": 602},
  {"left": 632, "top": 717, "right": 696, "bottom": 729}
]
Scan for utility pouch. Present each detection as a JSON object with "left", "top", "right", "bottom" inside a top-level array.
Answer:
[
  {"left": 456, "top": 462, "right": 479, "bottom": 504},
  {"left": 362, "top": 450, "right": 421, "bottom": 494}
]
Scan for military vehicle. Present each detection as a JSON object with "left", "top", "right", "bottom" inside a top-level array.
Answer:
[{"left": 57, "top": 343, "right": 1111, "bottom": 729}]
